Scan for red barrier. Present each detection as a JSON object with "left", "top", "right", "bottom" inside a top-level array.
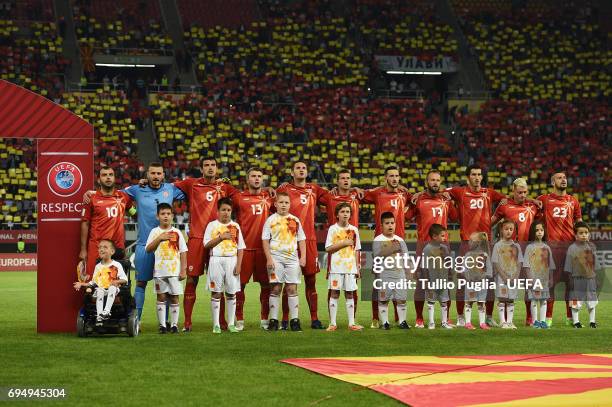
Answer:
[{"left": 0, "top": 80, "right": 94, "bottom": 333}]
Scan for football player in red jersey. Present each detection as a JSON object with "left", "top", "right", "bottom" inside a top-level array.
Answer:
[
  {"left": 491, "top": 178, "right": 540, "bottom": 326},
  {"left": 362, "top": 165, "right": 412, "bottom": 328},
  {"left": 320, "top": 169, "right": 360, "bottom": 228},
  {"left": 405, "top": 170, "right": 457, "bottom": 328},
  {"left": 233, "top": 167, "right": 275, "bottom": 330},
  {"left": 80, "top": 165, "right": 132, "bottom": 278},
  {"left": 536, "top": 172, "right": 582, "bottom": 327},
  {"left": 362, "top": 165, "right": 411, "bottom": 238},
  {"left": 175, "top": 157, "right": 240, "bottom": 332},
  {"left": 319, "top": 169, "right": 361, "bottom": 319},
  {"left": 445, "top": 165, "right": 506, "bottom": 327},
  {"left": 276, "top": 161, "right": 331, "bottom": 329}
]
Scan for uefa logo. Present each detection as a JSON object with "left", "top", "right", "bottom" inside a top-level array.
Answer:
[{"left": 47, "top": 162, "right": 83, "bottom": 197}]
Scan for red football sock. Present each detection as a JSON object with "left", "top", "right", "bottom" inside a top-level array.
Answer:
[
  {"left": 546, "top": 298, "right": 554, "bottom": 318},
  {"left": 392, "top": 300, "right": 399, "bottom": 322},
  {"left": 305, "top": 274, "right": 318, "bottom": 321},
  {"left": 183, "top": 279, "right": 197, "bottom": 327},
  {"left": 456, "top": 300, "right": 465, "bottom": 316},
  {"left": 282, "top": 287, "right": 289, "bottom": 322},
  {"left": 372, "top": 297, "right": 379, "bottom": 320},
  {"left": 260, "top": 284, "right": 270, "bottom": 320},
  {"left": 485, "top": 300, "right": 494, "bottom": 317},
  {"left": 219, "top": 296, "right": 227, "bottom": 329},
  {"left": 235, "top": 284, "right": 246, "bottom": 321},
  {"left": 525, "top": 300, "right": 532, "bottom": 320},
  {"left": 415, "top": 300, "right": 424, "bottom": 320}
]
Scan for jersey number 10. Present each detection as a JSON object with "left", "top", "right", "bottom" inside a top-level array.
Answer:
[{"left": 106, "top": 207, "right": 118, "bottom": 218}]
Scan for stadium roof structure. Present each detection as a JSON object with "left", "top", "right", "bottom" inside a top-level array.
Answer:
[{"left": 0, "top": 79, "right": 93, "bottom": 139}]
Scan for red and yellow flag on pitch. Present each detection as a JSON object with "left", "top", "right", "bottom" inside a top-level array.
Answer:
[{"left": 283, "top": 354, "right": 612, "bottom": 406}]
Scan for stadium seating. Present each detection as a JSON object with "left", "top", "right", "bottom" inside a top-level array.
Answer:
[
  {"left": 452, "top": 0, "right": 610, "bottom": 100},
  {"left": 73, "top": 0, "right": 172, "bottom": 54},
  {"left": 0, "top": 19, "right": 68, "bottom": 100},
  {"left": 0, "top": 138, "right": 37, "bottom": 227},
  {"left": 0, "top": 0, "right": 54, "bottom": 21},
  {"left": 178, "top": 0, "right": 257, "bottom": 29},
  {"left": 61, "top": 87, "right": 144, "bottom": 185},
  {"left": 453, "top": 98, "right": 610, "bottom": 221}
]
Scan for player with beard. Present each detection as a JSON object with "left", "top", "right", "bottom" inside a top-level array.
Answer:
[
  {"left": 175, "top": 157, "right": 240, "bottom": 332},
  {"left": 362, "top": 165, "right": 412, "bottom": 328},
  {"left": 276, "top": 161, "right": 331, "bottom": 329},
  {"left": 319, "top": 169, "right": 361, "bottom": 317},
  {"left": 84, "top": 163, "right": 186, "bottom": 326},
  {"left": 405, "top": 170, "right": 457, "bottom": 328},
  {"left": 444, "top": 165, "right": 506, "bottom": 327},
  {"left": 80, "top": 166, "right": 132, "bottom": 278},
  {"left": 491, "top": 177, "right": 540, "bottom": 325},
  {"left": 537, "top": 172, "right": 582, "bottom": 327},
  {"left": 233, "top": 167, "right": 275, "bottom": 330}
]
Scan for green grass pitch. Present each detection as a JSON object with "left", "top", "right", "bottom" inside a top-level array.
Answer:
[{"left": 1, "top": 272, "right": 611, "bottom": 406}]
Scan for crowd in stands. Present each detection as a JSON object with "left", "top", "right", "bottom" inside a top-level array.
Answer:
[
  {"left": 452, "top": 0, "right": 609, "bottom": 100},
  {"left": 61, "top": 87, "right": 145, "bottom": 183},
  {"left": 72, "top": 0, "right": 172, "bottom": 54},
  {"left": 0, "top": 0, "right": 609, "bottom": 229},
  {"left": 0, "top": 139, "right": 37, "bottom": 227},
  {"left": 0, "top": 0, "right": 54, "bottom": 21},
  {"left": 0, "top": 18, "right": 68, "bottom": 101}
]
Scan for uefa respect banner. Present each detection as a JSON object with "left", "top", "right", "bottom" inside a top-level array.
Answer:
[{"left": 37, "top": 139, "right": 94, "bottom": 332}]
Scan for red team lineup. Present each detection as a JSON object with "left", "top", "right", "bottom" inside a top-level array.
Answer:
[{"left": 82, "top": 156, "right": 589, "bottom": 332}]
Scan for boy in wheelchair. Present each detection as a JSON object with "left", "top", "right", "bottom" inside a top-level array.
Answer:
[{"left": 74, "top": 239, "right": 128, "bottom": 326}]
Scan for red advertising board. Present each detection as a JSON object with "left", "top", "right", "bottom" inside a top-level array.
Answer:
[
  {"left": 0, "top": 253, "right": 37, "bottom": 271},
  {"left": 37, "top": 139, "right": 93, "bottom": 332},
  {"left": 0, "top": 230, "right": 38, "bottom": 243},
  {"left": 1, "top": 80, "right": 94, "bottom": 333}
]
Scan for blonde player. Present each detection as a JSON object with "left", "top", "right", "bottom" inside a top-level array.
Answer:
[
  {"left": 523, "top": 220, "right": 555, "bottom": 329},
  {"left": 492, "top": 220, "right": 523, "bottom": 329},
  {"left": 372, "top": 212, "right": 411, "bottom": 330},
  {"left": 325, "top": 203, "right": 363, "bottom": 331},
  {"left": 145, "top": 203, "right": 188, "bottom": 334},
  {"left": 73, "top": 239, "right": 127, "bottom": 325},
  {"left": 565, "top": 222, "right": 601, "bottom": 328},
  {"left": 421, "top": 224, "right": 453, "bottom": 329},
  {"left": 204, "top": 198, "right": 246, "bottom": 334},
  {"left": 463, "top": 232, "right": 492, "bottom": 330},
  {"left": 262, "top": 192, "right": 306, "bottom": 331}
]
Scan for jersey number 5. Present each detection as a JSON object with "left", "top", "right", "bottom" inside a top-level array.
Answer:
[{"left": 300, "top": 194, "right": 308, "bottom": 205}]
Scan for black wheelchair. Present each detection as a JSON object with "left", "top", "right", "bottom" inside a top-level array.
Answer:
[{"left": 76, "top": 259, "right": 138, "bottom": 337}]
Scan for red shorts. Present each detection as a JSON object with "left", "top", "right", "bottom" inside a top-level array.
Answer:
[
  {"left": 299, "top": 239, "right": 320, "bottom": 276},
  {"left": 240, "top": 249, "right": 268, "bottom": 285},
  {"left": 187, "top": 237, "right": 209, "bottom": 277}
]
